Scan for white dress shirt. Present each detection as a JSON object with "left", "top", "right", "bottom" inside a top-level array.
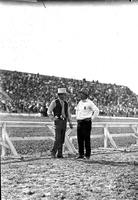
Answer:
[{"left": 76, "top": 98, "right": 99, "bottom": 120}]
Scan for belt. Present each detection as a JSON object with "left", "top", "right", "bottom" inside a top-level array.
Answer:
[{"left": 77, "top": 118, "right": 91, "bottom": 123}]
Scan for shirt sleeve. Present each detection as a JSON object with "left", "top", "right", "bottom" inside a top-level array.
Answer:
[
  {"left": 75, "top": 103, "right": 79, "bottom": 117},
  {"left": 91, "top": 101, "right": 99, "bottom": 120},
  {"left": 47, "top": 100, "right": 56, "bottom": 116}
]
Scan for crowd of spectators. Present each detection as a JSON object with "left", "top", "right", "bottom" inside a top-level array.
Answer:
[{"left": 0, "top": 69, "right": 138, "bottom": 117}]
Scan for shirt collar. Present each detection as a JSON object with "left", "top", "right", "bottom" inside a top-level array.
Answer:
[{"left": 58, "top": 98, "right": 64, "bottom": 104}]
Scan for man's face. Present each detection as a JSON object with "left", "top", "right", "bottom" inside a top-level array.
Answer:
[{"left": 58, "top": 93, "right": 66, "bottom": 101}]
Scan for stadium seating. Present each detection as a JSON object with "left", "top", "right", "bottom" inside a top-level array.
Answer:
[{"left": 0, "top": 69, "right": 138, "bottom": 117}]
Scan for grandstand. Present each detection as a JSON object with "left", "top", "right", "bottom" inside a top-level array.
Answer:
[{"left": 0, "top": 69, "right": 138, "bottom": 117}]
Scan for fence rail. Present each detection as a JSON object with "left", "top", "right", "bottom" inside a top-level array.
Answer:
[{"left": 0, "top": 119, "right": 138, "bottom": 158}]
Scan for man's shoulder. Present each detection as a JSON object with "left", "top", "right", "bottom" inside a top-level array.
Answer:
[
  {"left": 87, "top": 99, "right": 93, "bottom": 103},
  {"left": 87, "top": 99, "right": 95, "bottom": 105},
  {"left": 50, "top": 99, "right": 57, "bottom": 105}
]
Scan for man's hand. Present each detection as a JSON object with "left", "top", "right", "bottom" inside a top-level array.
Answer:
[{"left": 49, "top": 114, "right": 54, "bottom": 121}]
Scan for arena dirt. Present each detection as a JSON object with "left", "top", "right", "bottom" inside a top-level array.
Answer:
[{"left": 1, "top": 151, "right": 137, "bottom": 200}]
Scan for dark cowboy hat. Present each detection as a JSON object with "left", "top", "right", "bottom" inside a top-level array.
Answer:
[{"left": 79, "top": 88, "right": 89, "bottom": 97}]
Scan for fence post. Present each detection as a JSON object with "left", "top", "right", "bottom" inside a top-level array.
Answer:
[
  {"left": 1, "top": 123, "right": 7, "bottom": 157},
  {"left": 104, "top": 124, "right": 108, "bottom": 148},
  {"left": 103, "top": 124, "right": 117, "bottom": 149},
  {"left": 131, "top": 124, "right": 138, "bottom": 145},
  {"left": 136, "top": 125, "right": 138, "bottom": 145},
  {"left": 1, "top": 122, "right": 20, "bottom": 158},
  {"left": 64, "top": 128, "right": 78, "bottom": 154}
]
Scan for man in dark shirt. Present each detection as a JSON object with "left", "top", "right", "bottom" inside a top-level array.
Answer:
[{"left": 47, "top": 88, "right": 73, "bottom": 158}]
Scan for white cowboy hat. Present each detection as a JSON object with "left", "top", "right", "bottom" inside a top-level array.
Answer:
[{"left": 58, "top": 88, "right": 67, "bottom": 94}]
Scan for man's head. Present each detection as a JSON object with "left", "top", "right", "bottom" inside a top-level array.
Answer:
[
  {"left": 79, "top": 88, "right": 89, "bottom": 100},
  {"left": 57, "top": 88, "right": 67, "bottom": 101}
]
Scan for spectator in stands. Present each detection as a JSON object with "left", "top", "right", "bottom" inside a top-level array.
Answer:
[
  {"left": 0, "top": 69, "right": 137, "bottom": 117},
  {"left": 47, "top": 88, "right": 73, "bottom": 158},
  {"left": 0, "top": 85, "right": 12, "bottom": 112},
  {"left": 40, "top": 102, "right": 49, "bottom": 117},
  {"left": 76, "top": 88, "right": 99, "bottom": 159}
]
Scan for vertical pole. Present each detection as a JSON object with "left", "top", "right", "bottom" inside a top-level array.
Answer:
[
  {"left": 104, "top": 125, "right": 108, "bottom": 148},
  {"left": 65, "top": 128, "right": 77, "bottom": 154},
  {"left": 1, "top": 123, "right": 6, "bottom": 157},
  {"left": 4, "top": 129, "right": 19, "bottom": 157},
  {"left": 136, "top": 125, "right": 138, "bottom": 145},
  {"left": 1, "top": 122, "right": 19, "bottom": 158},
  {"left": 131, "top": 125, "right": 138, "bottom": 145},
  {"left": 106, "top": 128, "right": 117, "bottom": 149}
]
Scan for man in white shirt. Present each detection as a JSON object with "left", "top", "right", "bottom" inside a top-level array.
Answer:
[{"left": 76, "top": 88, "right": 99, "bottom": 159}]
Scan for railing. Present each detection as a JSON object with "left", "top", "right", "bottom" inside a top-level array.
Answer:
[{"left": 0, "top": 120, "right": 138, "bottom": 158}]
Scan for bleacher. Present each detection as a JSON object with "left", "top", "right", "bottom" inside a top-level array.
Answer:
[{"left": 0, "top": 69, "right": 138, "bottom": 117}]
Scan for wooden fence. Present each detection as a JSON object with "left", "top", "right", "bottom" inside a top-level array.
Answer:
[{"left": 0, "top": 120, "right": 138, "bottom": 158}]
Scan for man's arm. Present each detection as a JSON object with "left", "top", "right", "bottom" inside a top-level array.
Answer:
[
  {"left": 91, "top": 102, "right": 99, "bottom": 120},
  {"left": 47, "top": 100, "right": 56, "bottom": 120}
]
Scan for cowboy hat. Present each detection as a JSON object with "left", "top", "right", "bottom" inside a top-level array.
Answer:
[{"left": 58, "top": 88, "right": 67, "bottom": 94}]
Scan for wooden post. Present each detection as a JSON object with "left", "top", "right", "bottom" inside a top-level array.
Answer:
[
  {"left": 136, "top": 125, "right": 138, "bottom": 145},
  {"left": 104, "top": 125, "right": 108, "bottom": 148},
  {"left": 104, "top": 124, "right": 117, "bottom": 149},
  {"left": 106, "top": 128, "right": 117, "bottom": 149},
  {"left": 1, "top": 123, "right": 7, "bottom": 157},
  {"left": 64, "top": 129, "right": 77, "bottom": 154},
  {"left": 131, "top": 125, "right": 138, "bottom": 145},
  {"left": 1, "top": 123, "right": 20, "bottom": 158}
]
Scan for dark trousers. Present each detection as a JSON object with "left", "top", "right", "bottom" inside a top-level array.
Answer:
[
  {"left": 77, "top": 120, "right": 92, "bottom": 157},
  {"left": 52, "top": 119, "right": 67, "bottom": 156}
]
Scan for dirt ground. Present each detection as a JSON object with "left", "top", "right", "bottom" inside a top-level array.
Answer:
[
  {"left": 1, "top": 115, "right": 138, "bottom": 199},
  {"left": 1, "top": 151, "right": 137, "bottom": 200}
]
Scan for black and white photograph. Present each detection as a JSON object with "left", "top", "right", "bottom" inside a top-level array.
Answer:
[{"left": 0, "top": 0, "right": 138, "bottom": 200}]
